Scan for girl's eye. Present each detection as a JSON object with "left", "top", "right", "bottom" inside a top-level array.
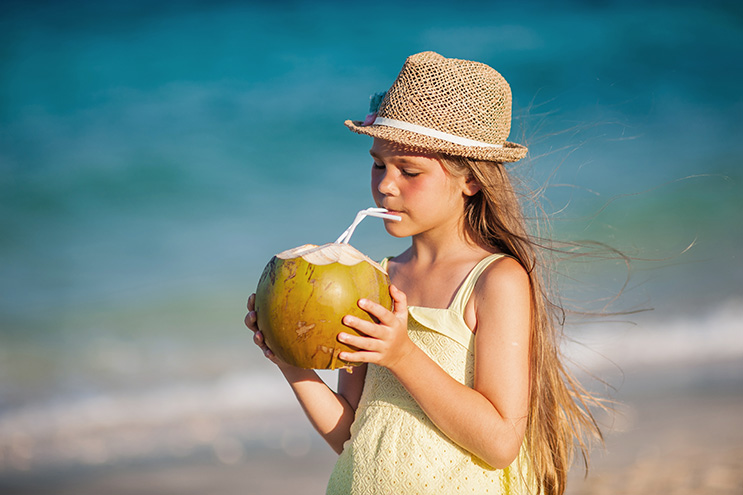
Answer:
[
  {"left": 402, "top": 169, "right": 420, "bottom": 177},
  {"left": 372, "top": 162, "right": 385, "bottom": 170}
]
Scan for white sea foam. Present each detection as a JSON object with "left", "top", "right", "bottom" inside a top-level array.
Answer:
[
  {"left": 564, "top": 298, "right": 743, "bottom": 371},
  {"left": 0, "top": 370, "right": 305, "bottom": 473},
  {"left": 1, "top": 301, "right": 741, "bottom": 475}
]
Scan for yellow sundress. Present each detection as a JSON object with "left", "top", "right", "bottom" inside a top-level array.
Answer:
[{"left": 326, "top": 254, "right": 534, "bottom": 494}]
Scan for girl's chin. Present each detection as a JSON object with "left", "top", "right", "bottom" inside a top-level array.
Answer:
[{"left": 383, "top": 223, "right": 410, "bottom": 238}]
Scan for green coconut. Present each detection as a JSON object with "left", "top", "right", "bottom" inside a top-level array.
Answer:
[{"left": 255, "top": 242, "right": 392, "bottom": 370}]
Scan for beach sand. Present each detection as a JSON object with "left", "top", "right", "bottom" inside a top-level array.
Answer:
[
  {"left": 567, "top": 359, "right": 743, "bottom": 495},
  {"left": 1, "top": 359, "right": 741, "bottom": 495}
]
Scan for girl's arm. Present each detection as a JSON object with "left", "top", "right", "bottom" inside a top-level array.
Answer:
[
  {"left": 338, "top": 257, "right": 531, "bottom": 469},
  {"left": 246, "top": 294, "right": 366, "bottom": 454}
]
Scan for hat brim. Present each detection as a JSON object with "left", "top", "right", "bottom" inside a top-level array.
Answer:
[{"left": 344, "top": 120, "right": 527, "bottom": 163}]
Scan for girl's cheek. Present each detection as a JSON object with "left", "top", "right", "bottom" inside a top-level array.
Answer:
[{"left": 370, "top": 177, "right": 383, "bottom": 198}]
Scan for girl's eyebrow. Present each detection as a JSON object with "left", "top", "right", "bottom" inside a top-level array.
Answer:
[{"left": 369, "top": 151, "right": 417, "bottom": 165}]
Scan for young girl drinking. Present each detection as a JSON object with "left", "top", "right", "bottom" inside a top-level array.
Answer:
[{"left": 245, "top": 51, "right": 602, "bottom": 495}]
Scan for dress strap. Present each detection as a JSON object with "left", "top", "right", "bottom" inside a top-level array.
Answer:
[
  {"left": 380, "top": 257, "right": 391, "bottom": 271},
  {"left": 448, "top": 253, "right": 506, "bottom": 315},
  {"left": 380, "top": 254, "right": 507, "bottom": 315},
  {"left": 380, "top": 254, "right": 507, "bottom": 349}
]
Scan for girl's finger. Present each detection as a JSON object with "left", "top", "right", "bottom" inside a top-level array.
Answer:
[
  {"left": 338, "top": 331, "right": 381, "bottom": 352},
  {"left": 247, "top": 293, "right": 256, "bottom": 311},
  {"left": 338, "top": 350, "right": 375, "bottom": 364},
  {"left": 245, "top": 310, "right": 257, "bottom": 330},
  {"left": 342, "top": 314, "right": 384, "bottom": 338},
  {"left": 389, "top": 285, "right": 408, "bottom": 318},
  {"left": 356, "top": 298, "right": 398, "bottom": 327}
]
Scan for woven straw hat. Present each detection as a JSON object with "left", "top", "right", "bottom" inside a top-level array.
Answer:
[{"left": 345, "top": 51, "right": 527, "bottom": 162}]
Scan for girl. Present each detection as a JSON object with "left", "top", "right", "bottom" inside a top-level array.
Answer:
[{"left": 245, "top": 51, "right": 602, "bottom": 495}]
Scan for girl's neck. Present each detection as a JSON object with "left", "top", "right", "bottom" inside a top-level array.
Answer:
[
  {"left": 406, "top": 226, "right": 489, "bottom": 267},
  {"left": 390, "top": 225, "right": 493, "bottom": 310}
]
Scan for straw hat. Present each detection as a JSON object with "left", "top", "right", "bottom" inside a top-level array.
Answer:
[{"left": 345, "top": 51, "right": 527, "bottom": 162}]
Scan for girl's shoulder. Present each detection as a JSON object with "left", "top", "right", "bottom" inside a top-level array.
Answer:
[
  {"left": 467, "top": 253, "right": 530, "bottom": 314},
  {"left": 463, "top": 253, "right": 530, "bottom": 333},
  {"left": 475, "top": 254, "right": 529, "bottom": 295}
]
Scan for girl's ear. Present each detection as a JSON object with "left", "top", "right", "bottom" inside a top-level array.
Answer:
[{"left": 462, "top": 176, "right": 481, "bottom": 197}]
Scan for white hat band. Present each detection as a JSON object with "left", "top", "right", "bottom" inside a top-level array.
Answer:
[{"left": 372, "top": 117, "right": 503, "bottom": 149}]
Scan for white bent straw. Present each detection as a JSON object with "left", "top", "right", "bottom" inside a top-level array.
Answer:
[{"left": 335, "top": 207, "right": 402, "bottom": 244}]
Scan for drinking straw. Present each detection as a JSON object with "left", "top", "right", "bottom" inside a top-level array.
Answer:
[{"left": 335, "top": 207, "right": 402, "bottom": 244}]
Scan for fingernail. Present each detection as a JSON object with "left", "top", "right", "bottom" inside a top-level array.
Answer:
[{"left": 338, "top": 333, "right": 347, "bottom": 342}]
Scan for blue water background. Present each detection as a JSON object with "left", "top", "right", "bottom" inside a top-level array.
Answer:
[{"left": 0, "top": 0, "right": 742, "bottom": 472}]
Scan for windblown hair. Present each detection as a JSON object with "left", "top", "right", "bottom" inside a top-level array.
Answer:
[{"left": 439, "top": 154, "right": 605, "bottom": 495}]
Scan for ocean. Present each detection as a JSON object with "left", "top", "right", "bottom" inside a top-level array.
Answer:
[{"left": 1, "top": 0, "right": 741, "bottom": 477}]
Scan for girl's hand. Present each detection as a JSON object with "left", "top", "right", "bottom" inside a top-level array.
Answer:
[
  {"left": 337, "top": 285, "right": 414, "bottom": 371},
  {"left": 245, "top": 293, "right": 291, "bottom": 369}
]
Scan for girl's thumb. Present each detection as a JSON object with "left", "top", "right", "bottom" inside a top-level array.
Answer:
[{"left": 389, "top": 284, "right": 408, "bottom": 315}]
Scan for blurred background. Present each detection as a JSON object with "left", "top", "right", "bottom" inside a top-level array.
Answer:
[{"left": 1, "top": 0, "right": 741, "bottom": 493}]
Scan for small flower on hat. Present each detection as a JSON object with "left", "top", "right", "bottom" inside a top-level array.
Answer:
[{"left": 362, "top": 91, "right": 386, "bottom": 126}]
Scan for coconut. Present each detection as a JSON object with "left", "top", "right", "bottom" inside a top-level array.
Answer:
[{"left": 255, "top": 242, "right": 392, "bottom": 370}]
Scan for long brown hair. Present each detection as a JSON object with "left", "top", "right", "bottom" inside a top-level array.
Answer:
[{"left": 439, "top": 154, "right": 606, "bottom": 495}]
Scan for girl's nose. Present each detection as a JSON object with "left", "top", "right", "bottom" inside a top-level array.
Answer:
[{"left": 376, "top": 170, "right": 398, "bottom": 196}]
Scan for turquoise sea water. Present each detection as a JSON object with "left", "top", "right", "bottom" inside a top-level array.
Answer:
[{"left": 1, "top": 0, "right": 742, "bottom": 475}]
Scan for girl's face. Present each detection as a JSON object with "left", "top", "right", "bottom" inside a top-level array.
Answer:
[{"left": 369, "top": 138, "right": 479, "bottom": 239}]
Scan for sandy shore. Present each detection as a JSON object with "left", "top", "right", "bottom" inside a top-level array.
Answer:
[
  {"left": 1, "top": 358, "right": 741, "bottom": 495},
  {"left": 567, "top": 360, "right": 743, "bottom": 495},
  {"left": 569, "top": 358, "right": 743, "bottom": 495}
]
